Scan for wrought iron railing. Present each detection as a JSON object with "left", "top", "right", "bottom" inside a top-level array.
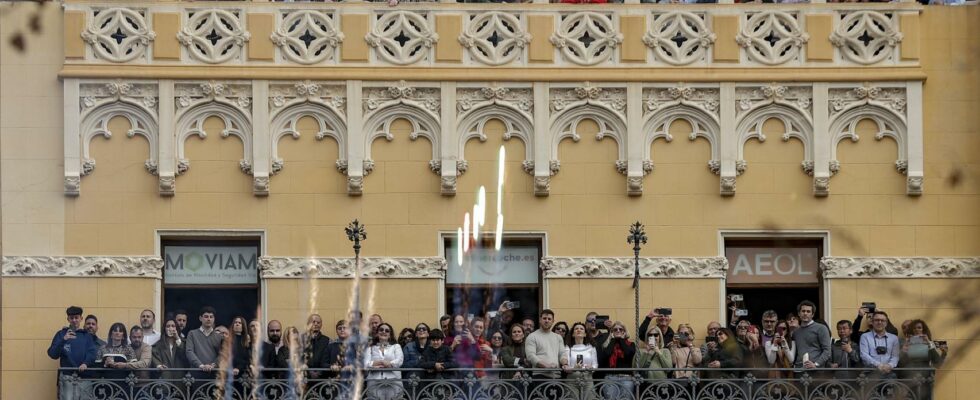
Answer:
[{"left": 57, "top": 367, "right": 935, "bottom": 400}]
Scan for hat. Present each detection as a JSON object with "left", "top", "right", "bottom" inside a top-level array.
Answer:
[{"left": 66, "top": 306, "right": 83, "bottom": 316}]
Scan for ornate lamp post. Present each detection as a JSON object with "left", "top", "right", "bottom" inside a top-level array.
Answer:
[
  {"left": 627, "top": 221, "right": 647, "bottom": 338},
  {"left": 344, "top": 219, "right": 367, "bottom": 396}
]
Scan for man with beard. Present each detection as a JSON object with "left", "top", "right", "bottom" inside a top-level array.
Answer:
[
  {"left": 525, "top": 309, "right": 567, "bottom": 383},
  {"left": 139, "top": 309, "right": 160, "bottom": 346},
  {"left": 304, "top": 314, "right": 331, "bottom": 379},
  {"left": 174, "top": 310, "right": 189, "bottom": 340},
  {"left": 262, "top": 320, "right": 289, "bottom": 379},
  {"left": 85, "top": 315, "right": 106, "bottom": 347},
  {"left": 125, "top": 326, "right": 153, "bottom": 381}
]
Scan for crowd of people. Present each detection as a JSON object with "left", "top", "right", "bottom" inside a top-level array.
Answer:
[{"left": 49, "top": 300, "right": 947, "bottom": 400}]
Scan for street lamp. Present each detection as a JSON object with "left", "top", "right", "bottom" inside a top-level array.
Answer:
[
  {"left": 344, "top": 219, "right": 367, "bottom": 399},
  {"left": 627, "top": 221, "right": 647, "bottom": 338}
]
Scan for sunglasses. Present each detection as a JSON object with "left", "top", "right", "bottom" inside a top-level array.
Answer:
[
  {"left": 416, "top": 327, "right": 429, "bottom": 332},
  {"left": 377, "top": 328, "right": 391, "bottom": 333},
  {"left": 555, "top": 328, "right": 566, "bottom": 332},
  {"left": 612, "top": 328, "right": 625, "bottom": 332},
  {"left": 492, "top": 336, "right": 504, "bottom": 340}
]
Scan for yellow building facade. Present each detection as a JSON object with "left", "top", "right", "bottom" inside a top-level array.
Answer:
[{"left": 1, "top": 1, "right": 978, "bottom": 399}]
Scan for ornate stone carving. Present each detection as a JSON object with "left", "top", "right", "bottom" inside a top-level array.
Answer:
[
  {"left": 720, "top": 176, "right": 736, "bottom": 196},
  {"left": 178, "top": 9, "right": 250, "bottom": 64},
  {"left": 441, "top": 175, "right": 457, "bottom": 196},
  {"left": 2, "top": 256, "right": 163, "bottom": 278},
  {"left": 734, "top": 84, "right": 813, "bottom": 179},
  {"left": 364, "top": 81, "right": 441, "bottom": 114},
  {"left": 644, "top": 12, "right": 715, "bottom": 66},
  {"left": 737, "top": 11, "right": 808, "bottom": 66},
  {"left": 550, "top": 12, "right": 622, "bottom": 66},
  {"left": 347, "top": 176, "right": 364, "bottom": 195},
  {"left": 272, "top": 10, "right": 344, "bottom": 65},
  {"left": 907, "top": 176, "right": 923, "bottom": 196},
  {"left": 459, "top": 12, "right": 530, "bottom": 66},
  {"left": 821, "top": 257, "right": 979, "bottom": 278},
  {"left": 831, "top": 11, "right": 902, "bottom": 65},
  {"left": 534, "top": 176, "right": 550, "bottom": 197},
  {"left": 828, "top": 85, "right": 906, "bottom": 119},
  {"left": 551, "top": 83, "right": 626, "bottom": 114},
  {"left": 814, "top": 176, "right": 830, "bottom": 196},
  {"left": 82, "top": 8, "right": 155, "bottom": 63},
  {"left": 366, "top": 11, "right": 438, "bottom": 65},
  {"left": 642, "top": 85, "right": 722, "bottom": 179},
  {"left": 540, "top": 257, "right": 728, "bottom": 278},
  {"left": 269, "top": 81, "right": 347, "bottom": 177},
  {"left": 65, "top": 176, "right": 81, "bottom": 196},
  {"left": 253, "top": 176, "right": 270, "bottom": 196},
  {"left": 259, "top": 257, "right": 447, "bottom": 279},
  {"left": 827, "top": 85, "right": 909, "bottom": 183},
  {"left": 627, "top": 176, "right": 643, "bottom": 196},
  {"left": 77, "top": 81, "right": 160, "bottom": 182},
  {"left": 159, "top": 175, "right": 176, "bottom": 196},
  {"left": 174, "top": 81, "right": 253, "bottom": 177}
]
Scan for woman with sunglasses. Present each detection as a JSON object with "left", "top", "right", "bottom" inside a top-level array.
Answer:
[
  {"left": 668, "top": 324, "right": 701, "bottom": 380},
  {"left": 702, "top": 328, "right": 742, "bottom": 380},
  {"left": 397, "top": 328, "right": 415, "bottom": 349},
  {"left": 402, "top": 323, "right": 430, "bottom": 380},
  {"left": 553, "top": 321, "right": 570, "bottom": 344},
  {"left": 596, "top": 321, "right": 636, "bottom": 400},
  {"left": 363, "top": 322, "right": 404, "bottom": 400},
  {"left": 486, "top": 330, "right": 507, "bottom": 379},
  {"left": 635, "top": 324, "right": 673, "bottom": 381}
]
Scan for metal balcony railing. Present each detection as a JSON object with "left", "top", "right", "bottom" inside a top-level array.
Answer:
[{"left": 57, "top": 367, "right": 936, "bottom": 400}]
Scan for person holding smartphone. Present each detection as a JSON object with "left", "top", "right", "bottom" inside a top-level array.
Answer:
[
  {"left": 635, "top": 325, "right": 673, "bottom": 380},
  {"left": 561, "top": 322, "right": 597, "bottom": 399},
  {"left": 765, "top": 321, "right": 795, "bottom": 379},
  {"left": 669, "top": 324, "right": 702, "bottom": 380},
  {"left": 900, "top": 319, "right": 946, "bottom": 400},
  {"left": 48, "top": 306, "right": 98, "bottom": 400}
]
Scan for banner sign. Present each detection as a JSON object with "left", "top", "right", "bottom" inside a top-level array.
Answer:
[
  {"left": 164, "top": 246, "right": 259, "bottom": 285},
  {"left": 446, "top": 244, "right": 539, "bottom": 285},
  {"left": 725, "top": 247, "right": 820, "bottom": 284}
]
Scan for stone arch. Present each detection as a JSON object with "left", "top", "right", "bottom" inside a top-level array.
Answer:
[
  {"left": 175, "top": 100, "right": 253, "bottom": 175},
  {"left": 79, "top": 100, "right": 159, "bottom": 177}
]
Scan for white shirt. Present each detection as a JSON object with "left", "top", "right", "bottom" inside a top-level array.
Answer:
[
  {"left": 143, "top": 330, "right": 161, "bottom": 346},
  {"left": 563, "top": 344, "right": 598, "bottom": 369},
  {"left": 363, "top": 343, "right": 404, "bottom": 380}
]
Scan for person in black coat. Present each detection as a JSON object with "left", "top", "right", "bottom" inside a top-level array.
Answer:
[
  {"left": 261, "top": 320, "right": 289, "bottom": 379},
  {"left": 303, "top": 314, "right": 332, "bottom": 379},
  {"left": 419, "top": 329, "right": 458, "bottom": 380}
]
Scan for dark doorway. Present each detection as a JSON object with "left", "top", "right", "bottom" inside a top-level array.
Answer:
[
  {"left": 725, "top": 287, "right": 822, "bottom": 327},
  {"left": 163, "top": 287, "right": 259, "bottom": 330}
]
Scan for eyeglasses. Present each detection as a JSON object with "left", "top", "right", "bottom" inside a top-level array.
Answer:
[
  {"left": 737, "top": 326, "right": 749, "bottom": 330},
  {"left": 872, "top": 319, "right": 888, "bottom": 323},
  {"left": 377, "top": 328, "right": 391, "bottom": 333},
  {"left": 612, "top": 328, "right": 625, "bottom": 332},
  {"left": 648, "top": 334, "right": 659, "bottom": 338}
]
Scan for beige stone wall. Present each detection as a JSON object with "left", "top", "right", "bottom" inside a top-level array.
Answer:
[{"left": 1, "top": 3, "right": 979, "bottom": 400}]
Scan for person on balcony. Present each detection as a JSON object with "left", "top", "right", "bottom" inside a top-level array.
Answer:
[
  {"left": 97, "top": 322, "right": 136, "bottom": 381},
  {"left": 635, "top": 324, "right": 673, "bottom": 381},
  {"left": 84, "top": 314, "right": 106, "bottom": 348},
  {"left": 669, "top": 324, "right": 702, "bottom": 380},
  {"left": 792, "top": 300, "right": 831, "bottom": 371},
  {"left": 48, "top": 306, "right": 98, "bottom": 400},
  {"left": 185, "top": 306, "right": 222, "bottom": 380},
  {"left": 152, "top": 319, "right": 189, "bottom": 381},
  {"left": 596, "top": 320, "right": 636, "bottom": 400},
  {"left": 830, "top": 320, "right": 861, "bottom": 380},
  {"left": 363, "top": 322, "right": 405, "bottom": 400},
  {"left": 702, "top": 328, "right": 742, "bottom": 380},
  {"left": 561, "top": 322, "right": 598, "bottom": 399},
  {"left": 899, "top": 319, "right": 946, "bottom": 400},
  {"left": 500, "top": 324, "right": 530, "bottom": 379},
  {"left": 303, "top": 314, "right": 330, "bottom": 380},
  {"left": 859, "top": 311, "right": 900, "bottom": 380}
]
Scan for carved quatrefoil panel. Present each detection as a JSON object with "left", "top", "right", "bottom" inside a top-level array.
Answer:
[
  {"left": 550, "top": 12, "right": 623, "bottom": 66},
  {"left": 831, "top": 11, "right": 902, "bottom": 65},
  {"left": 737, "top": 11, "right": 808, "bottom": 66},
  {"left": 366, "top": 11, "right": 438, "bottom": 65},
  {"left": 644, "top": 12, "right": 715, "bottom": 66},
  {"left": 178, "top": 9, "right": 250, "bottom": 64},
  {"left": 459, "top": 12, "right": 530, "bottom": 66},
  {"left": 82, "top": 8, "right": 156, "bottom": 62},
  {"left": 272, "top": 10, "right": 344, "bottom": 65}
]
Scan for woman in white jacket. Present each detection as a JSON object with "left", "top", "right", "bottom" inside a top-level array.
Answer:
[
  {"left": 363, "top": 322, "right": 404, "bottom": 400},
  {"left": 764, "top": 322, "right": 795, "bottom": 379}
]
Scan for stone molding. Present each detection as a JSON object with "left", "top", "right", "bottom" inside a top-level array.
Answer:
[
  {"left": 1, "top": 256, "right": 163, "bottom": 278},
  {"left": 64, "top": 79, "right": 924, "bottom": 198},
  {"left": 540, "top": 257, "right": 728, "bottom": 278},
  {"left": 820, "top": 257, "right": 980, "bottom": 278},
  {"left": 259, "top": 257, "right": 447, "bottom": 278}
]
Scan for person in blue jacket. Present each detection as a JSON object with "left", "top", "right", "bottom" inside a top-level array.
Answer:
[{"left": 47, "top": 305, "right": 98, "bottom": 400}]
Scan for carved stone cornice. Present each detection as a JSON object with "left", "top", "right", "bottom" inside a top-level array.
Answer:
[
  {"left": 259, "top": 257, "right": 447, "bottom": 279},
  {"left": 540, "top": 257, "right": 728, "bottom": 278},
  {"left": 1, "top": 256, "right": 163, "bottom": 278},
  {"left": 820, "top": 257, "right": 980, "bottom": 278}
]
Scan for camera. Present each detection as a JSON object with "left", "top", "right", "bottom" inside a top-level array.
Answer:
[
  {"left": 735, "top": 309, "right": 749, "bottom": 317},
  {"left": 934, "top": 340, "right": 947, "bottom": 348},
  {"left": 656, "top": 308, "right": 673, "bottom": 316},
  {"left": 862, "top": 302, "right": 877, "bottom": 313},
  {"left": 705, "top": 336, "right": 718, "bottom": 343},
  {"left": 728, "top": 294, "right": 743, "bottom": 302},
  {"left": 503, "top": 301, "right": 520, "bottom": 310},
  {"left": 678, "top": 332, "right": 690, "bottom": 342},
  {"left": 841, "top": 337, "right": 850, "bottom": 345},
  {"left": 875, "top": 346, "right": 888, "bottom": 355}
]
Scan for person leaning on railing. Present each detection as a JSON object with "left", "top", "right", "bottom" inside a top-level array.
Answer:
[
  {"left": 596, "top": 320, "right": 636, "bottom": 399},
  {"left": 363, "top": 322, "right": 404, "bottom": 400},
  {"left": 97, "top": 322, "right": 136, "bottom": 381},
  {"left": 499, "top": 324, "right": 530, "bottom": 379},
  {"left": 561, "top": 322, "right": 598, "bottom": 399},
  {"left": 635, "top": 324, "right": 673, "bottom": 381},
  {"left": 701, "top": 328, "right": 742, "bottom": 380},
  {"left": 151, "top": 319, "right": 189, "bottom": 380},
  {"left": 668, "top": 324, "right": 702, "bottom": 380},
  {"left": 900, "top": 319, "right": 947, "bottom": 400},
  {"left": 764, "top": 320, "right": 795, "bottom": 379},
  {"left": 401, "top": 322, "right": 431, "bottom": 380}
]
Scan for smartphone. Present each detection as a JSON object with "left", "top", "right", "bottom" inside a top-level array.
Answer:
[
  {"left": 729, "top": 294, "right": 744, "bottom": 302},
  {"left": 862, "top": 302, "right": 877, "bottom": 312},
  {"left": 735, "top": 309, "right": 749, "bottom": 317},
  {"left": 466, "top": 314, "right": 475, "bottom": 323},
  {"left": 934, "top": 340, "right": 947, "bottom": 348},
  {"left": 504, "top": 301, "right": 521, "bottom": 310},
  {"left": 595, "top": 315, "right": 610, "bottom": 328},
  {"left": 648, "top": 336, "right": 658, "bottom": 347},
  {"left": 656, "top": 308, "right": 673, "bottom": 316},
  {"left": 576, "top": 354, "right": 583, "bottom": 366},
  {"left": 705, "top": 336, "right": 718, "bottom": 343}
]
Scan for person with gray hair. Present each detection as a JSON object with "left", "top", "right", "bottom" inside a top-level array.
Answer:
[{"left": 760, "top": 310, "right": 779, "bottom": 349}]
